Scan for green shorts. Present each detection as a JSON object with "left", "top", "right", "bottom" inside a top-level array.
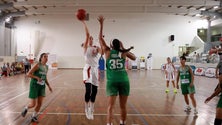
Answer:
[
  {"left": 106, "top": 81, "right": 130, "bottom": 96},
  {"left": 181, "top": 84, "right": 195, "bottom": 95},
  {"left": 217, "top": 96, "right": 222, "bottom": 108},
  {"left": 29, "top": 82, "right": 46, "bottom": 99}
]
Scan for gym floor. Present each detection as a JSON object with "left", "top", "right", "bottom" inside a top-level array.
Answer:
[{"left": 0, "top": 69, "right": 218, "bottom": 125}]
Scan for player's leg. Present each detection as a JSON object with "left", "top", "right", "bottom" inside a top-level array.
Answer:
[{"left": 119, "top": 95, "right": 128, "bottom": 125}]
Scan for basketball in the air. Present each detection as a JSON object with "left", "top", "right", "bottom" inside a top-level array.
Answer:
[{"left": 76, "top": 9, "right": 86, "bottom": 21}]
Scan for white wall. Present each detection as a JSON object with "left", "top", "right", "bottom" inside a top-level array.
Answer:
[
  {"left": 14, "top": 13, "right": 209, "bottom": 69},
  {"left": 0, "top": 25, "right": 5, "bottom": 56}
]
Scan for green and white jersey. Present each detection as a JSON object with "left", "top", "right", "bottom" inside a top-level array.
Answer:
[
  {"left": 178, "top": 65, "right": 191, "bottom": 84},
  {"left": 30, "top": 63, "right": 48, "bottom": 86},
  {"left": 106, "top": 50, "right": 129, "bottom": 82}
]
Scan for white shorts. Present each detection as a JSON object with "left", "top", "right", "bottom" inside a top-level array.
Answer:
[
  {"left": 165, "top": 72, "right": 175, "bottom": 81},
  {"left": 83, "top": 65, "right": 99, "bottom": 86}
]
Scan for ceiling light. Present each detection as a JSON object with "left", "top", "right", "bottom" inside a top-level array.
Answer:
[
  {"left": 195, "top": 14, "right": 202, "bottom": 17},
  {"left": 213, "top": 6, "right": 219, "bottom": 9},
  {"left": 199, "top": 7, "right": 206, "bottom": 11},
  {"left": 5, "top": 16, "right": 11, "bottom": 23}
]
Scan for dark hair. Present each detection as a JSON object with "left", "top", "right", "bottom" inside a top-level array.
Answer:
[
  {"left": 180, "top": 56, "right": 186, "bottom": 61},
  {"left": 39, "top": 53, "right": 46, "bottom": 62},
  {"left": 111, "top": 39, "right": 132, "bottom": 53}
]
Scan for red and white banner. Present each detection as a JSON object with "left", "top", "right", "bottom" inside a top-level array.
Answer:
[
  {"left": 194, "top": 67, "right": 205, "bottom": 76},
  {"left": 205, "top": 67, "right": 216, "bottom": 78}
]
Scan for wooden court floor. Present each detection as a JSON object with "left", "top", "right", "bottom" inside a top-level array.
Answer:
[{"left": 0, "top": 69, "right": 219, "bottom": 125}]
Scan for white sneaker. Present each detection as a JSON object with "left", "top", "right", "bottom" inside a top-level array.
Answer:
[
  {"left": 85, "top": 108, "right": 90, "bottom": 119},
  {"left": 88, "top": 107, "right": 94, "bottom": 120},
  {"left": 184, "top": 106, "right": 191, "bottom": 112},
  {"left": 194, "top": 109, "right": 198, "bottom": 116},
  {"left": 90, "top": 111, "right": 94, "bottom": 120}
]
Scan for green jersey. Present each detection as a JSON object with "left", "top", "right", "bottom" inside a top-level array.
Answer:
[
  {"left": 30, "top": 63, "right": 48, "bottom": 86},
  {"left": 178, "top": 65, "right": 191, "bottom": 85},
  {"left": 29, "top": 63, "right": 48, "bottom": 98},
  {"left": 106, "top": 50, "right": 129, "bottom": 83}
]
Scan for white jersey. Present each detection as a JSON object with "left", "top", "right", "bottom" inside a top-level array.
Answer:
[
  {"left": 165, "top": 63, "right": 175, "bottom": 73},
  {"left": 165, "top": 63, "right": 175, "bottom": 81},
  {"left": 83, "top": 46, "right": 99, "bottom": 86},
  {"left": 84, "top": 46, "right": 99, "bottom": 67}
]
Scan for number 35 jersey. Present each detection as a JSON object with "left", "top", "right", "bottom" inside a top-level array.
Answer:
[{"left": 106, "top": 50, "right": 129, "bottom": 83}]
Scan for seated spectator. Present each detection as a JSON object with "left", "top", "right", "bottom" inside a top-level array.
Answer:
[
  {"left": 23, "top": 58, "right": 31, "bottom": 74},
  {"left": 6, "top": 62, "right": 13, "bottom": 76},
  {"left": 1, "top": 62, "right": 8, "bottom": 77},
  {"left": 11, "top": 62, "right": 17, "bottom": 75}
]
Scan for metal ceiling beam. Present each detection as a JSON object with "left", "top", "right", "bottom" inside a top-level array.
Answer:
[
  {"left": 220, "top": 0, "right": 222, "bottom": 7},
  {"left": 4, "top": 10, "right": 25, "bottom": 17},
  {"left": 0, "top": 2, "right": 13, "bottom": 10},
  {"left": 0, "top": 11, "right": 25, "bottom": 24},
  {"left": 201, "top": 10, "right": 222, "bottom": 19}
]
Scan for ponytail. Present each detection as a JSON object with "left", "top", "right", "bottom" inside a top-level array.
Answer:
[{"left": 111, "top": 39, "right": 133, "bottom": 53}]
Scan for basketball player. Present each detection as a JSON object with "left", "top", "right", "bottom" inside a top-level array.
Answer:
[
  {"left": 176, "top": 56, "right": 198, "bottom": 115},
  {"left": 164, "top": 57, "right": 177, "bottom": 93},
  {"left": 98, "top": 15, "right": 136, "bottom": 125},
  {"left": 205, "top": 82, "right": 222, "bottom": 125},
  {"left": 210, "top": 44, "right": 222, "bottom": 94},
  {"left": 81, "top": 20, "right": 103, "bottom": 120},
  {"left": 21, "top": 53, "right": 52, "bottom": 123},
  {"left": 205, "top": 45, "right": 222, "bottom": 125}
]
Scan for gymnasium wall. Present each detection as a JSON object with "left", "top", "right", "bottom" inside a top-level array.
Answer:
[
  {"left": 0, "top": 25, "right": 5, "bottom": 56},
  {"left": 14, "top": 13, "right": 209, "bottom": 69}
]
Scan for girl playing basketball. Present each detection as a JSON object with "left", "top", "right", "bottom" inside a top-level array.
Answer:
[
  {"left": 21, "top": 53, "right": 52, "bottom": 123},
  {"left": 176, "top": 56, "right": 198, "bottom": 116},
  {"left": 81, "top": 20, "right": 103, "bottom": 120},
  {"left": 98, "top": 15, "right": 136, "bottom": 125},
  {"left": 164, "top": 57, "right": 177, "bottom": 93}
]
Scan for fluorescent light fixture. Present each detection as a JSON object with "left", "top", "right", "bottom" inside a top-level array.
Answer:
[
  {"left": 195, "top": 13, "right": 202, "bottom": 17},
  {"left": 213, "top": 6, "right": 219, "bottom": 9},
  {"left": 5, "top": 16, "right": 11, "bottom": 23},
  {"left": 200, "top": 7, "right": 206, "bottom": 11}
]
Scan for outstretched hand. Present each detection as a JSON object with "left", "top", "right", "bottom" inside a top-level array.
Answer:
[{"left": 98, "top": 15, "right": 105, "bottom": 24}]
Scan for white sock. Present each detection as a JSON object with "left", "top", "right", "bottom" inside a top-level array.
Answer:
[
  {"left": 85, "top": 102, "right": 90, "bottom": 113},
  {"left": 32, "top": 112, "right": 37, "bottom": 117},
  {"left": 90, "top": 102, "right": 94, "bottom": 112},
  {"left": 107, "top": 123, "right": 113, "bottom": 125},
  {"left": 120, "top": 120, "right": 126, "bottom": 124}
]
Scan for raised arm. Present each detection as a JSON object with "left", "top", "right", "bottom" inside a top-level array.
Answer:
[
  {"left": 98, "top": 16, "right": 109, "bottom": 54},
  {"left": 82, "top": 21, "right": 90, "bottom": 53},
  {"left": 126, "top": 51, "right": 136, "bottom": 61}
]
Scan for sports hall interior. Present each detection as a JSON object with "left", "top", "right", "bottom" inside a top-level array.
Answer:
[{"left": 0, "top": 0, "right": 222, "bottom": 125}]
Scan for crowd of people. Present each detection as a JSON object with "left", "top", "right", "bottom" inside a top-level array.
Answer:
[{"left": 0, "top": 58, "right": 31, "bottom": 79}]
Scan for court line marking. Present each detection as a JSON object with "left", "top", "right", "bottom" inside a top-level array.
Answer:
[
  {"left": 1, "top": 111, "right": 197, "bottom": 117},
  {"left": 49, "top": 73, "right": 64, "bottom": 82},
  {"left": 0, "top": 88, "right": 18, "bottom": 96},
  {"left": 129, "top": 103, "right": 149, "bottom": 125},
  {"left": 0, "top": 73, "right": 63, "bottom": 109},
  {"left": 0, "top": 91, "right": 28, "bottom": 108}
]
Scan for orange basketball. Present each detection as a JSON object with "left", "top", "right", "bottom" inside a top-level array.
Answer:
[{"left": 76, "top": 9, "right": 86, "bottom": 21}]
